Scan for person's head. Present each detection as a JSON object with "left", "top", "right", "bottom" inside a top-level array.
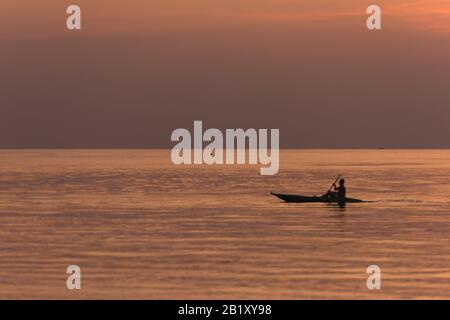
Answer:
[{"left": 339, "top": 178, "right": 345, "bottom": 186}]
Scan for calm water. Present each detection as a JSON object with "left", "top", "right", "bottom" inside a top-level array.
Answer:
[{"left": 0, "top": 150, "right": 449, "bottom": 299}]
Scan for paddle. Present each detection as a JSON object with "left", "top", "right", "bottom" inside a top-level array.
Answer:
[{"left": 326, "top": 174, "right": 342, "bottom": 194}]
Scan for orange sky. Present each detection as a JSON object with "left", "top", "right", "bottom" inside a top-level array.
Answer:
[
  {"left": 2, "top": 0, "right": 450, "bottom": 36},
  {"left": 1, "top": 1, "right": 450, "bottom": 148}
]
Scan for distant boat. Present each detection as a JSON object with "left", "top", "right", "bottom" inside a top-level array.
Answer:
[{"left": 271, "top": 192, "right": 364, "bottom": 203}]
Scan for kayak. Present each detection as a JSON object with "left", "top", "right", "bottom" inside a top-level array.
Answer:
[{"left": 271, "top": 192, "right": 364, "bottom": 203}]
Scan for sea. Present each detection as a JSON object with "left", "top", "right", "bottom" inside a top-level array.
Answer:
[{"left": 0, "top": 149, "right": 449, "bottom": 299}]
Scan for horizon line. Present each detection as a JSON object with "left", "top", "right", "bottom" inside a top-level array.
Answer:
[{"left": 1, "top": 148, "right": 449, "bottom": 150}]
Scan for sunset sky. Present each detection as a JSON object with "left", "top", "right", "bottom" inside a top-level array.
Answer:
[{"left": 1, "top": 0, "right": 449, "bottom": 148}]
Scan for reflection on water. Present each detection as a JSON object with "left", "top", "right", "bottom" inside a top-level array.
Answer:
[{"left": 0, "top": 150, "right": 449, "bottom": 299}]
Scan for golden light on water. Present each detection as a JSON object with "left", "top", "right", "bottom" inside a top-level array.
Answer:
[{"left": 0, "top": 150, "right": 449, "bottom": 298}]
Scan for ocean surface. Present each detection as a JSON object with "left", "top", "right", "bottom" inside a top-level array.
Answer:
[{"left": 0, "top": 150, "right": 449, "bottom": 299}]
